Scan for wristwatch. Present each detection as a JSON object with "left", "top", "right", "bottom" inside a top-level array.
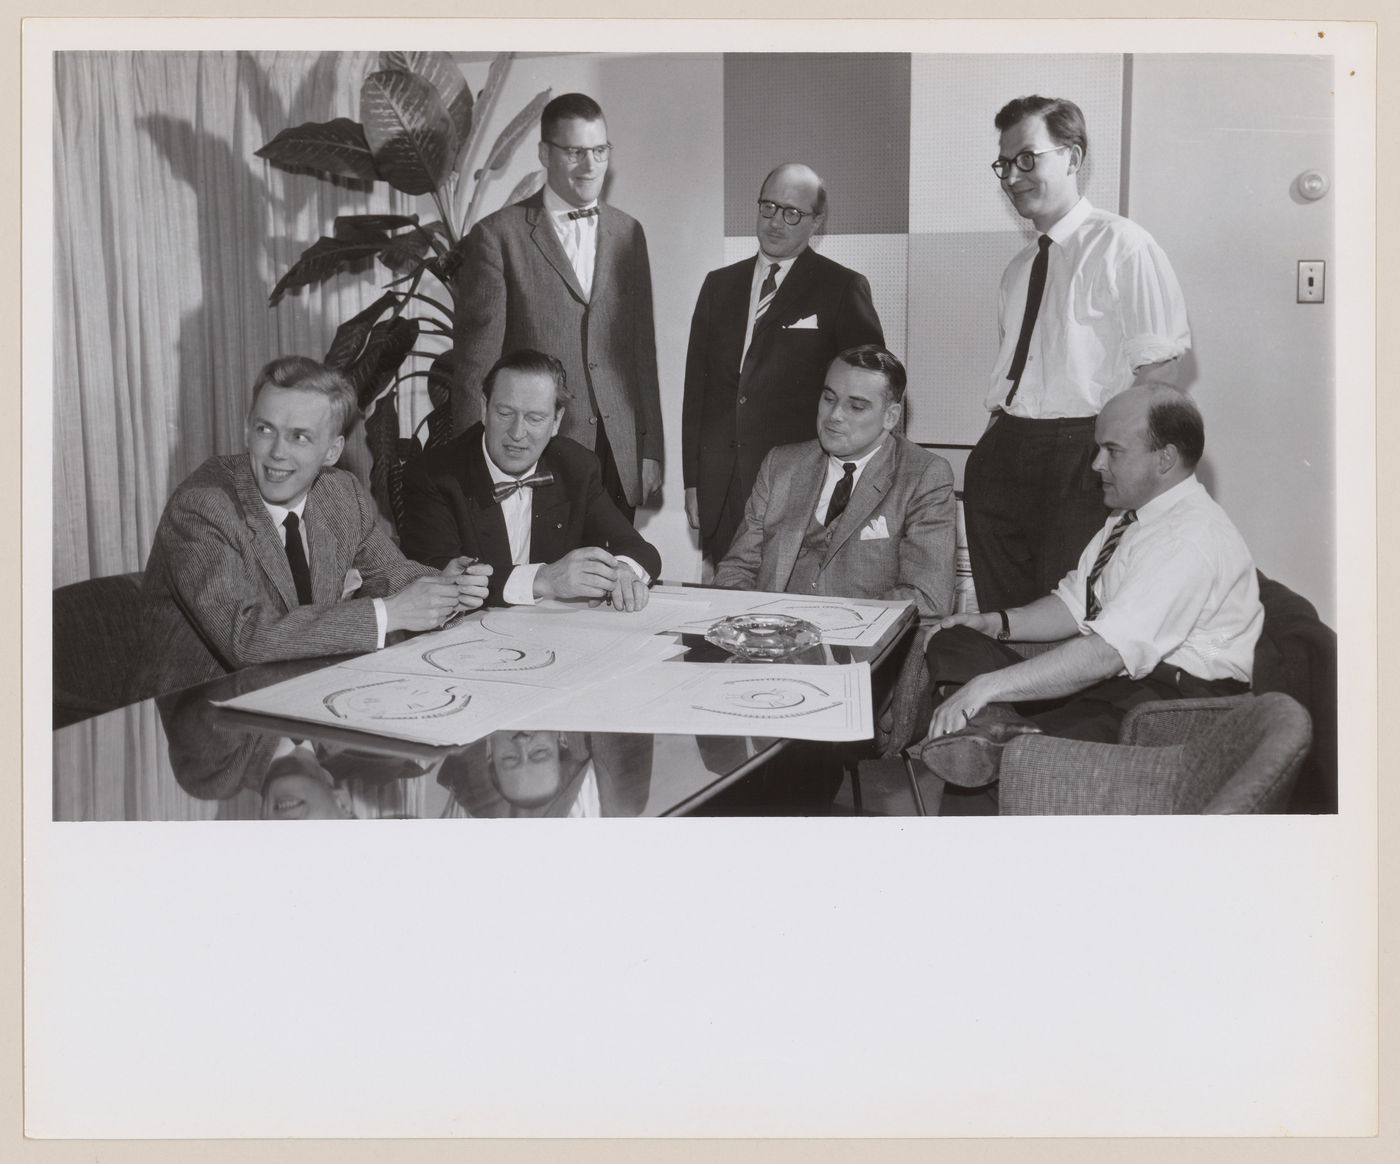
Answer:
[{"left": 995, "top": 610, "right": 1011, "bottom": 642}]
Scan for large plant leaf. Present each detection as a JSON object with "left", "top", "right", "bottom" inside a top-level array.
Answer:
[
  {"left": 340, "top": 316, "right": 420, "bottom": 411},
  {"left": 461, "top": 53, "right": 510, "bottom": 164},
  {"left": 503, "top": 168, "right": 546, "bottom": 206},
  {"left": 333, "top": 213, "right": 418, "bottom": 241},
  {"left": 268, "top": 236, "right": 387, "bottom": 306},
  {"left": 379, "top": 221, "right": 452, "bottom": 274},
  {"left": 360, "top": 69, "right": 453, "bottom": 196},
  {"left": 480, "top": 88, "right": 551, "bottom": 174},
  {"left": 323, "top": 292, "right": 399, "bottom": 370},
  {"left": 379, "top": 51, "right": 474, "bottom": 169},
  {"left": 255, "top": 118, "right": 378, "bottom": 182}
]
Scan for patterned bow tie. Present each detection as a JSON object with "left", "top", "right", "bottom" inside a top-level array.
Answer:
[
  {"left": 492, "top": 471, "right": 555, "bottom": 502},
  {"left": 566, "top": 206, "right": 599, "bottom": 220}
]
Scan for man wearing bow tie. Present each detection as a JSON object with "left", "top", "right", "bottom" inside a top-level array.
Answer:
[
  {"left": 683, "top": 162, "right": 885, "bottom": 564},
  {"left": 450, "top": 93, "right": 662, "bottom": 523},
  {"left": 401, "top": 349, "right": 661, "bottom": 609}
]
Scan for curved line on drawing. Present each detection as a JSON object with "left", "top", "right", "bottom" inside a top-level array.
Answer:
[{"left": 322, "top": 678, "right": 474, "bottom": 721}]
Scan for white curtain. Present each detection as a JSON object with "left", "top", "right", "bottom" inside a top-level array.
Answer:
[{"left": 53, "top": 51, "right": 417, "bottom": 587}]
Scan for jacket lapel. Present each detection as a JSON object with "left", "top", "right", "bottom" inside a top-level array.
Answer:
[
  {"left": 529, "top": 444, "right": 572, "bottom": 563},
  {"left": 770, "top": 446, "right": 828, "bottom": 590},
  {"left": 303, "top": 473, "right": 345, "bottom": 604},
  {"left": 589, "top": 207, "right": 615, "bottom": 305},
  {"left": 823, "top": 437, "right": 897, "bottom": 562},
  {"left": 526, "top": 194, "right": 588, "bottom": 305},
  {"left": 234, "top": 456, "right": 300, "bottom": 610}
]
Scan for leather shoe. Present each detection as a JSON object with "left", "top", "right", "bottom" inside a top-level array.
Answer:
[{"left": 918, "top": 705, "right": 1043, "bottom": 788}]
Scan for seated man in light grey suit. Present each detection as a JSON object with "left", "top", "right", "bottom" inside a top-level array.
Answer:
[
  {"left": 714, "top": 345, "right": 957, "bottom": 623},
  {"left": 131, "top": 356, "right": 492, "bottom": 698}
]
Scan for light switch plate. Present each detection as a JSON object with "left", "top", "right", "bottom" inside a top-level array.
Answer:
[{"left": 1298, "top": 260, "right": 1325, "bottom": 303}]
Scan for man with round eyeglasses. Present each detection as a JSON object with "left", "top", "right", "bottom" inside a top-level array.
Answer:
[
  {"left": 683, "top": 162, "right": 885, "bottom": 565},
  {"left": 450, "top": 92, "right": 663, "bottom": 525},
  {"left": 963, "top": 94, "right": 1191, "bottom": 618}
]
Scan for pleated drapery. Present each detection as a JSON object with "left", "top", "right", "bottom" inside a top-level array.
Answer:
[{"left": 52, "top": 51, "right": 417, "bottom": 587}]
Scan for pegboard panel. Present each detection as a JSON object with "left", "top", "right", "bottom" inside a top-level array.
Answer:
[{"left": 909, "top": 54, "right": 1124, "bottom": 236}]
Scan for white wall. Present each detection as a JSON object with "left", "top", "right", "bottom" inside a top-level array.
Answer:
[
  {"left": 1129, "top": 55, "right": 1335, "bottom": 622},
  {"left": 449, "top": 51, "right": 723, "bottom": 584}
]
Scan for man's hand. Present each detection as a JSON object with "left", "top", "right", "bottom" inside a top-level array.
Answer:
[
  {"left": 927, "top": 674, "right": 999, "bottom": 738},
  {"left": 641, "top": 458, "right": 663, "bottom": 503},
  {"left": 608, "top": 562, "right": 650, "bottom": 612},
  {"left": 684, "top": 486, "right": 700, "bottom": 530},
  {"left": 441, "top": 557, "right": 493, "bottom": 611},
  {"left": 383, "top": 576, "right": 465, "bottom": 633},
  {"left": 534, "top": 547, "right": 619, "bottom": 601},
  {"left": 929, "top": 610, "right": 1001, "bottom": 637}
]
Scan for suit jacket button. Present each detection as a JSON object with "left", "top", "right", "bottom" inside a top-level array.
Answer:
[
  {"left": 588, "top": 416, "right": 597, "bottom": 425},
  {"left": 556, "top": 523, "right": 563, "bottom": 529},
  {"left": 738, "top": 396, "right": 747, "bottom": 404}
]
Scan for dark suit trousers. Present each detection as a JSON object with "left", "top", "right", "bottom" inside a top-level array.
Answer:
[
  {"left": 963, "top": 413, "right": 1108, "bottom": 613},
  {"left": 925, "top": 625, "right": 1248, "bottom": 744},
  {"left": 702, "top": 465, "right": 750, "bottom": 564},
  {"left": 594, "top": 423, "right": 634, "bottom": 524}
]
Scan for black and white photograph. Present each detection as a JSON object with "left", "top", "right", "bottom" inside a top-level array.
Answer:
[{"left": 20, "top": 15, "right": 1378, "bottom": 1143}]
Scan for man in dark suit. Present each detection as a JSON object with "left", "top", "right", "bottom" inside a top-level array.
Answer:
[
  {"left": 401, "top": 349, "right": 661, "bottom": 609},
  {"left": 451, "top": 92, "right": 662, "bottom": 522},
  {"left": 132, "top": 357, "right": 490, "bottom": 697},
  {"left": 714, "top": 346, "right": 956, "bottom": 623},
  {"left": 682, "top": 162, "right": 885, "bottom": 563}
]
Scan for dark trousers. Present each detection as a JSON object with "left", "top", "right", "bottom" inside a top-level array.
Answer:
[
  {"left": 593, "top": 423, "right": 635, "bottom": 524},
  {"left": 925, "top": 625, "right": 1249, "bottom": 744},
  {"left": 963, "top": 413, "right": 1109, "bottom": 613},
  {"left": 702, "top": 462, "right": 750, "bottom": 565}
]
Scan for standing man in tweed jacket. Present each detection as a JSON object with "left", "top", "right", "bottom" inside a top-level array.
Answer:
[
  {"left": 131, "top": 357, "right": 491, "bottom": 697},
  {"left": 451, "top": 93, "right": 662, "bottom": 522}
]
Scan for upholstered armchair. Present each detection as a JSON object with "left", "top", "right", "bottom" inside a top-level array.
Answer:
[{"left": 996, "top": 692, "right": 1311, "bottom": 815}]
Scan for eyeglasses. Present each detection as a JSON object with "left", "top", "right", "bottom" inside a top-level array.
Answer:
[
  {"left": 991, "top": 145, "right": 1071, "bottom": 180},
  {"left": 543, "top": 141, "right": 613, "bottom": 164},
  {"left": 757, "top": 199, "right": 818, "bottom": 226}
]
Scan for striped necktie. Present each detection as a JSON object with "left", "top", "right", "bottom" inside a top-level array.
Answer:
[
  {"left": 755, "top": 262, "right": 780, "bottom": 321},
  {"left": 1085, "top": 510, "right": 1136, "bottom": 620}
]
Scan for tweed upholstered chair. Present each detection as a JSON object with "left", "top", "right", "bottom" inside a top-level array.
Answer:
[{"left": 995, "top": 692, "right": 1312, "bottom": 815}]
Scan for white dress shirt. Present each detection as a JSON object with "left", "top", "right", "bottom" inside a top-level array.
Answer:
[
  {"left": 741, "top": 250, "right": 801, "bottom": 367},
  {"left": 1053, "top": 476, "right": 1262, "bottom": 682},
  {"left": 814, "top": 439, "right": 885, "bottom": 525},
  {"left": 989, "top": 197, "right": 1191, "bottom": 418},
  {"left": 542, "top": 183, "right": 597, "bottom": 296},
  {"left": 262, "top": 494, "right": 387, "bottom": 647},
  {"left": 484, "top": 436, "right": 649, "bottom": 605}
]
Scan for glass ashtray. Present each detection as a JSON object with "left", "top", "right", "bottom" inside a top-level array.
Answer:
[{"left": 704, "top": 614, "right": 823, "bottom": 661}]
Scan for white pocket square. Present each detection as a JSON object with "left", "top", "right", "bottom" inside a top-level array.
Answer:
[
  {"left": 860, "top": 516, "right": 890, "bottom": 541},
  {"left": 341, "top": 568, "right": 364, "bottom": 599},
  {"left": 785, "top": 314, "right": 819, "bottom": 330}
]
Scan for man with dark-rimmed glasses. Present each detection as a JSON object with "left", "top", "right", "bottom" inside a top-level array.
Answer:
[
  {"left": 683, "top": 162, "right": 884, "bottom": 564},
  {"left": 450, "top": 93, "right": 662, "bottom": 524},
  {"left": 963, "top": 94, "right": 1191, "bottom": 619}
]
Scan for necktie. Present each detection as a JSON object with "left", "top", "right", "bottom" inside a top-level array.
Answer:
[
  {"left": 282, "top": 512, "right": 313, "bottom": 606},
  {"left": 1085, "top": 510, "right": 1137, "bottom": 620},
  {"left": 824, "top": 463, "right": 857, "bottom": 527},
  {"left": 492, "top": 470, "right": 556, "bottom": 503},
  {"left": 566, "top": 207, "right": 598, "bottom": 220},
  {"left": 1004, "top": 235, "right": 1052, "bottom": 407},
  {"left": 755, "top": 262, "right": 780, "bottom": 321}
]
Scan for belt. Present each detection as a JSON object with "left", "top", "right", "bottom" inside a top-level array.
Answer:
[
  {"left": 1146, "top": 661, "right": 1250, "bottom": 698},
  {"left": 992, "top": 411, "right": 1097, "bottom": 429}
]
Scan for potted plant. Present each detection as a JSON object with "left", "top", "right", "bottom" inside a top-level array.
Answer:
[{"left": 256, "top": 50, "right": 549, "bottom": 524}]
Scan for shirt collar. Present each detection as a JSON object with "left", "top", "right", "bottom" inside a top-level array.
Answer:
[
  {"left": 261, "top": 493, "right": 307, "bottom": 530},
  {"left": 826, "top": 437, "right": 886, "bottom": 475},
  {"left": 754, "top": 250, "right": 801, "bottom": 280},
  {"left": 481, "top": 433, "right": 541, "bottom": 485},
  {"left": 1132, "top": 473, "right": 1202, "bottom": 525},
  {"left": 542, "top": 183, "right": 598, "bottom": 219},
  {"left": 1045, "top": 196, "right": 1093, "bottom": 245}
]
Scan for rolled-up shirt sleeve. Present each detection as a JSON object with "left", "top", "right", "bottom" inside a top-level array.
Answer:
[
  {"left": 1115, "top": 239, "right": 1190, "bottom": 372},
  {"left": 1080, "top": 535, "right": 1215, "bottom": 679}
]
